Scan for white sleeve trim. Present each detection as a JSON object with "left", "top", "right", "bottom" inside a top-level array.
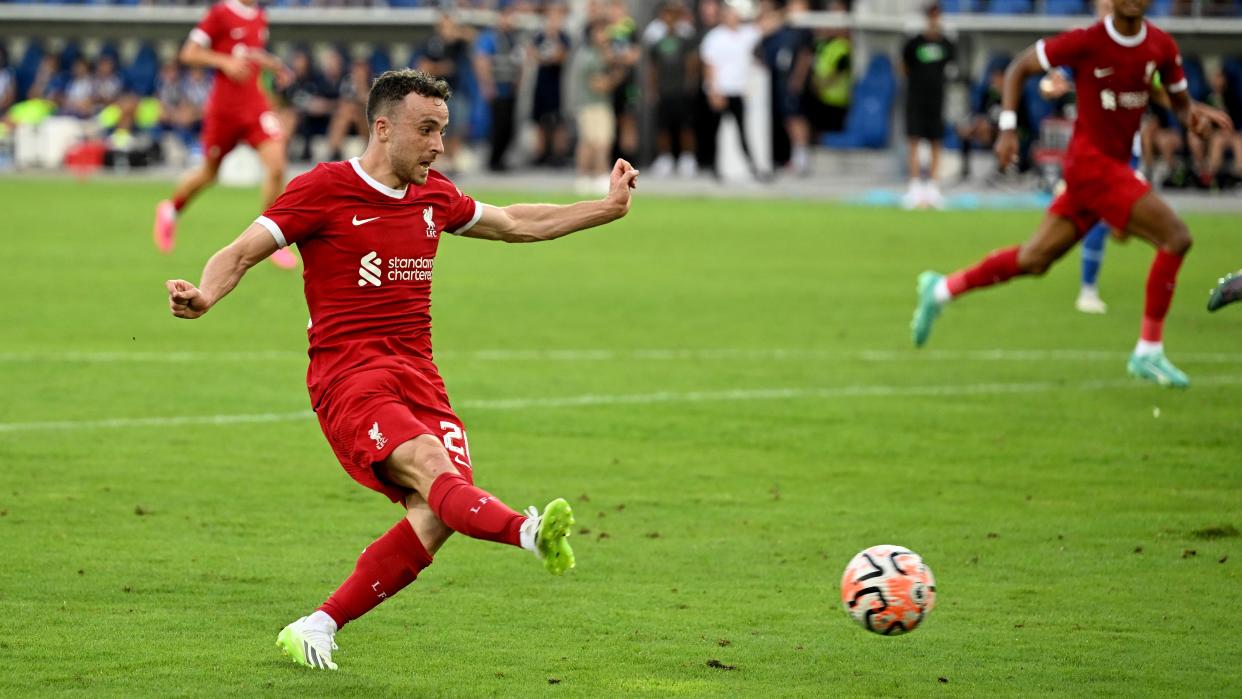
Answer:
[
  {"left": 449, "top": 201, "right": 484, "bottom": 236},
  {"left": 188, "top": 28, "right": 211, "bottom": 47},
  {"left": 255, "top": 216, "right": 287, "bottom": 248},
  {"left": 1166, "top": 78, "right": 1188, "bottom": 94},
  {"left": 1035, "top": 39, "right": 1052, "bottom": 72}
]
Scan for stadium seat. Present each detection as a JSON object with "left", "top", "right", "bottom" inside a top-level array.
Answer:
[
  {"left": 987, "top": 0, "right": 1032, "bottom": 13},
  {"left": 822, "top": 54, "right": 896, "bottom": 149},
  {"left": 59, "top": 43, "right": 83, "bottom": 70},
  {"left": 939, "top": 0, "right": 973, "bottom": 11},
  {"left": 1023, "top": 75, "right": 1056, "bottom": 129},
  {"left": 127, "top": 43, "right": 160, "bottom": 97},
  {"left": 370, "top": 47, "right": 392, "bottom": 77},
  {"left": 15, "top": 42, "right": 45, "bottom": 101},
  {"left": 1182, "top": 55, "right": 1209, "bottom": 101},
  {"left": 1044, "top": 0, "right": 1086, "bottom": 15},
  {"left": 1149, "top": 0, "right": 1173, "bottom": 15}
]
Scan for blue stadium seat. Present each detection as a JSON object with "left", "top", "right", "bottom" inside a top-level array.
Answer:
[
  {"left": 1023, "top": 75, "right": 1055, "bottom": 129},
  {"left": 987, "top": 0, "right": 1032, "bottom": 12},
  {"left": 939, "top": 0, "right": 973, "bottom": 11},
  {"left": 1149, "top": 0, "right": 1173, "bottom": 15},
  {"left": 370, "top": 47, "right": 392, "bottom": 77},
  {"left": 15, "top": 42, "right": 45, "bottom": 101},
  {"left": 1044, "top": 0, "right": 1085, "bottom": 15},
  {"left": 822, "top": 54, "right": 896, "bottom": 149},
  {"left": 1182, "top": 55, "right": 1209, "bottom": 101},
  {"left": 59, "top": 43, "right": 83, "bottom": 70},
  {"left": 127, "top": 43, "right": 159, "bottom": 97}
]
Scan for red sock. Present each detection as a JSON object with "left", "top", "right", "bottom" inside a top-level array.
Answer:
[
  {"left": 426, "top": 472, "right": 524, "bottom": 547},
  {"left": 171, "top": 195, "right": 188, "bottom": 212},
  {"left": 317, "top": 518, "right": 432, "bottom": 629},
  {"left": 946, "top": 246, "right": 1023, "bottom": 297},
  {"left": 1141, "top": 248, "right": 1185, "bottom": 342}
]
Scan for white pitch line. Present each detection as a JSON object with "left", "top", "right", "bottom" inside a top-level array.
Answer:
[
  {"left": 3, "top": 375, "right": 1240, "bottom": 434},
  {"left": 1, "top": 348, "right": 1240, "bottom": 364}
]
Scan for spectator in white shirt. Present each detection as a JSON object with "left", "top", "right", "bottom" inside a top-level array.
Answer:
[{"left": 699, "top": 3, "right": 763, "bottom": 180}]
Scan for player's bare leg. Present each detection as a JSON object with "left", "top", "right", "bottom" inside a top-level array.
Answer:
[
  {"left": 257, "top": 138, "right": 297, "bottom": 269},
  {"left": 926, "top": 140, "right": 944, "bottom": 209},
  {"left": 903, "top": 138, "right": 925, "bottom": 209},
  {"left": 1120, "top": 190, "right": 1192, "bottom": 387},
  {"left": 382, "top": 435, "right": 574, "bottom": 574},
  {"left": 153, "top": 158, "right": 220, "bottom": 254},
  {"left": 277, "top": 493, "right": 452, "bottom": 670},
  {"left": 912, "top": 213, "right": 1079, "bottom": 346}
]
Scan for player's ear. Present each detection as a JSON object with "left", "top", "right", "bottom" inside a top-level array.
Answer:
[{"left": 374, "top": 116, "right": 389, "bottom": 142}]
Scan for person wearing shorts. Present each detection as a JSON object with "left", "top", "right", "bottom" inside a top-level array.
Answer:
[{"left": 165, "top": 69, "right": 641, "bottom": 670}]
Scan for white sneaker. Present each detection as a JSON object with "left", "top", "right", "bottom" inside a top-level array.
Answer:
[
  {"left": 676, "top": 153, "right": 698, "bottom": 178},
  {"left": 276, "top": 615, "right": 339, "bottom": 670},
  {"left": 651, "top": 154, "right": 674, "bottom": 177},
  {"left": 924, "top": 182, "right": 945, "bottom": 210},
  {"left": 1075, "top": 287, "right": 1108, "bottom": 314},
  {"left": 901, "top": 180, "right": 925, "bottom": 210},
  {"left": 593, "top": 174, "right": 611, "bottom": 195},
  {"left": 573, "top": 175, "right": 594, "bottom": 196}
]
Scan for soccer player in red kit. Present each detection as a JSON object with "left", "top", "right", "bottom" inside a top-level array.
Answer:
[
  {"left": 910, "top": 0, "right": 1233, "bottom": 387},
  {"left": 165, "top": 70, "right": 639, "bottom": 670},
  {"left": 153, "top": 0, "right": 298, "bottom": 269}
]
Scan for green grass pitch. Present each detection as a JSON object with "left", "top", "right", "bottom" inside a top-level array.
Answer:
[{"left": 0, "top": 178, "right": 1239, "bottom": 696}]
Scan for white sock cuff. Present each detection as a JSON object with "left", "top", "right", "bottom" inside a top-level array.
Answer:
[
  {"left": 308, "top": 610, "right": 338, "bottom": 634},
  {"left": 933, "top": 278, "right": 952, "bottom": 304},
  {"left": 1135, "top": 339, "right": 1163, "bottom": 356}
]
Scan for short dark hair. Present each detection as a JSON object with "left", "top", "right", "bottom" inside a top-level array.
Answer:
[{"left": 366, "top": 69, "right": 452, "bottom": 125}]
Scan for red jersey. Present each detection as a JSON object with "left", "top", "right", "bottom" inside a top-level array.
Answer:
[
  {"left": 1037, "top": 16, "right": 1186, "bottom": 165},
  {"left": 255, "top": 159, "right": 483, "bottom": 407},
  {"left": 188, "top": 0, "right": 271, "bottom": 117}
]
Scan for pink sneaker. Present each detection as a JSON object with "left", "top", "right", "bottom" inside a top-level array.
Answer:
[
  {"left": 270, "top": 246, "right": 298, "bottom": 269},
  {"left": 153, "top": 200, "right": 177, "bottom": 254}
]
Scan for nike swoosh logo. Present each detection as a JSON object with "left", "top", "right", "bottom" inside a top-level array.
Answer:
[
  {"left": 352, "top": 215, "right": 380, "bottom": 226},
  {"left": 1094, "top": 68, "right": 1114, "bottom": 78}
]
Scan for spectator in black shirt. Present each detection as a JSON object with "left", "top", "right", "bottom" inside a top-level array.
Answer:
[
  {"left": 900, "top": 2, "right": 955, "bottom": 209},
  {"left": 418, "top": 12, "right": 475, "bottom": 171},
  {"left": 643, "top": 0, "right": 698, "bottom": 177},
  {"left": 529, "top": 3, "right": 572, "bottom": 167}
]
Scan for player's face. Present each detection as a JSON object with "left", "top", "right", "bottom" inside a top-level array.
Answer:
[
  {"left": 386, "top": 93, "right": 448, "bottom": 186},
  {"left": 1114, "top": 0, "right": 1146, "bottom": 18}
]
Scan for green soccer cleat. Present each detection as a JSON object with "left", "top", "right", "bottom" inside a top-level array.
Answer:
[
  {"left": 1127, "top": 351, "right": 1190, "bottom": 389},
  {"left": 521, "top": 498, "right": 576, "bottom": 575},
  {"left": 911, "top": 271, "right": 945, "bottom": 348},
  {"left": 276, "top": 617, "right": 339, "bottom": 670},
  {"left": 1207, "top": 271, "right": 1242, "bottom": 312}
]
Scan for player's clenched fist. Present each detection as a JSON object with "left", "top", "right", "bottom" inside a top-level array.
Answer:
[
  {"left": 166, "top": 279, "right": 207, "bottom": 319},
  {"left": 606, "top": 159, "right": 639, "bottom": 215}
]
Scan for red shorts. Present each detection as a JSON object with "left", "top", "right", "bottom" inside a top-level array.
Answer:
[
  {"left": 315, "top": 365, "right": 474, "bottom": 503},
  {"left": 1050, "top": 150, "right": 1150, "bottom": 236},
  {"left": 201, "top": 109, "right": 282, "bottom": 162}
]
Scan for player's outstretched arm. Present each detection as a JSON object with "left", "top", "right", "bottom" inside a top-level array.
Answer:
[
  {"left": 165, "top": 223, "right": 280, "bottom": 319},
  {"left": 462, "top": 159, "right": 639, "bottom": 243},
  {"left": 1167, "top": 89, "right": 1235, "bottom": 140},
  {"left": 179, "top": 40, "right": 249, "bottom": 82}
]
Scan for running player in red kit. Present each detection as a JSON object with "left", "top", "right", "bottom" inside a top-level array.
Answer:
[
  {"left": 153, "top": 0, "right": 298, "bottom": 269},
  {"left": 165, "top": 70, "right": 639, "bottom": 670},
  {"left": 910, "top": 0, "right": 1232, "bottom": 387}
]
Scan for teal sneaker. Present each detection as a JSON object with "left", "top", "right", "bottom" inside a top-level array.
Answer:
[
  {"left": 911, "top": 271, "right": 945, "bottom": 347},
  {"left": 1207, "top": 271, "right": 1242, "bottom": 312},
  {"left": 521, "top": 498, "right": 575, "bottom": 575},
  {"left": 276, "top": 617, "right": 339, "bottom": 670},
  {"left": 1127, "top": 351, "right": 1190, "bottom": 388}
]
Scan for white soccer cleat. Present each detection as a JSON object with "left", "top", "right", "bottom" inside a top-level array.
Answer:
[
  {"left": 1075, "top": 287, "right": 1108, "bottom": 314},
  {"left": 276, "top": 616, "right": 339, "bottom": 670}
]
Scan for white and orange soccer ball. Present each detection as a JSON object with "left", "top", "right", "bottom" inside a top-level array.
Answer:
[{"left": 840, "top": 545, "right": 937, "bottom": 635}]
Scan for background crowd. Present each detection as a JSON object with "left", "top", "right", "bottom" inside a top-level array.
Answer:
[{"left": 0, "top": 0, "right": 1240, "bottom": 196}]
